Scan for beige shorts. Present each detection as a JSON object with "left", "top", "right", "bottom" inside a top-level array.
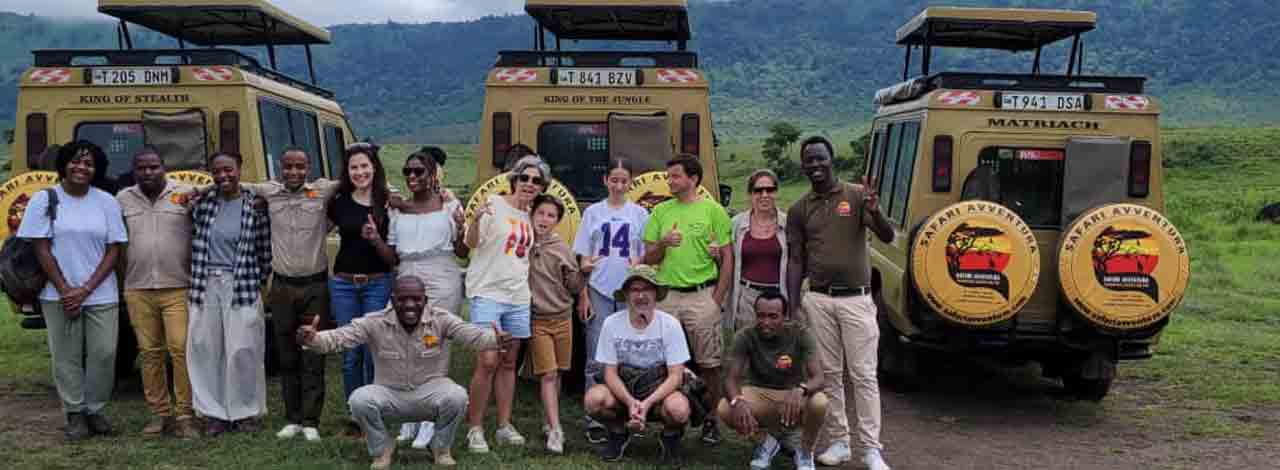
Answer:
[
  {"left": 659, "top": 287, "right": 723, "bottom": 368},
  {"left": 529, "top": 317, "right": 573, "bottom": 376}
]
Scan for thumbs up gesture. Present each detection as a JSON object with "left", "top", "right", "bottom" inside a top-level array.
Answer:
[
  {"left": 661, "top": 222, "right": 683, "bottom": 248},
  {"left": 492, "top": 321, "right": 514, "bottom": 353},
  {"left": 296, "top": 314, "right": 321, "bottom": 346},
  {"left": 362, "top": 214, "right": 381, "bottom": 242},
  {"left": 708, "top": 230, "right": 723, "bottom": 261}
]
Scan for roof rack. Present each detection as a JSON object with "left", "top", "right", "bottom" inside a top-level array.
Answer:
[
  {"left": 874, "top": 72, "right": 1145, "bottom": 107},
  {"left": 495, "top": 50, "right": 697, "bottom": 68},
  {"left": 98, "top": 0, "right": 330, "bottom": 46},
  {"left": 31, "top": 48, "right": 336, "bottom": 99},
  {"left": 525, "top": 0, "right": 690, "bottom": 42},
  {"left": 896, "top": 7, "right": 1101, "bottom": 80}
]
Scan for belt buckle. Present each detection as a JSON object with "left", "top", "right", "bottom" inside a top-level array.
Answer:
[{"left": 352, "top": 274, "right": 369, "bottom": 285}]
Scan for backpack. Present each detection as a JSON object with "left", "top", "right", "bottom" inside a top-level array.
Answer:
[{"left": 0, "top": 188, "right": 58, "bottom": 305}]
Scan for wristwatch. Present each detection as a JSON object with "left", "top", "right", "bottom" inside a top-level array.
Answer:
[{"left": 730, "top": 396, "right": 745, "bottom": 408}]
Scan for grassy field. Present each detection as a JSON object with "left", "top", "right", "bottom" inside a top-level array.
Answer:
[{"left": 2, "top": 128, "right": 1278, "bottom": 468}]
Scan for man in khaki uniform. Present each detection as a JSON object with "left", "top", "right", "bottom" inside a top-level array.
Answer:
[
  {"left": 299, "top": 275, "right": 513, "bottom": 468},
  {"left": 245, "top": 148, "right": 340, "bottom": 441},
  {"left": 785, "top": 136, "right": 894, "bottom": 470},
  {"left": 117, "top": 147, "right": 200, "bottom": 439}
]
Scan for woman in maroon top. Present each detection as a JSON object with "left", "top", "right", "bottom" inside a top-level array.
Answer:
[{"left": 727, "top": 169, "right": 791, "bottom": 331}]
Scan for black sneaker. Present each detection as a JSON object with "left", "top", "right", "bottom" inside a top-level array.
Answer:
[
  {"left": 585, "top": 426, "right": 608, "bottom": 444},
  {"left": 700, "top": 419, "right": 721, "bottom": 446},
  {"left": 600, "top": 431, "right": 631, "bottom": 462},
  {"left": 86, "top": 413, "right": 113, "bottom": 436},
  {"left": 64, "top": 413, "right": 91, "bottom": 441},
  {"left": 659, "top": 430, "right": 685, "bottom": 466}
]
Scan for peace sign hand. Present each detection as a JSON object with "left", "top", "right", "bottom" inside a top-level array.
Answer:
[{"left": 861, "top": 175, "right": 881, "bottom": 215}]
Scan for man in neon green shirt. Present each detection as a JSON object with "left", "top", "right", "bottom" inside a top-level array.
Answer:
[{"left": 643, "top": 154, "right": 733, "bottom": 445}]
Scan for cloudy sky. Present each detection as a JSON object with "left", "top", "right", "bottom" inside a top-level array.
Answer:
[{"left": 3, "top": 0, "right": 528, "bottom": 26}]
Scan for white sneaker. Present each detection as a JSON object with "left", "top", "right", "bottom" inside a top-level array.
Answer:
[
  {"left": 397, "top": 422, "right": 417, "bottom": 442},
  {"left": 816, "top": 440, "right": 852, "bottom": 466},
  {"left": 545, "top": 428, "right": 565, "bottom": 454},
  {"left": 276, "top": 424, "right": 302, "bottom": 439},
  {"left": 794, "top": 447, "right": 817, "bottom": 470},
  {"left": 412, "top": 422, "right": 435, "bottom": 450},
  {"left": 863, "top": 449, "right": 891, "bottom": 470},
  {"left": 302, "top": 427, "right": 321, "bottom": 442},
  {"left": 466, "top": 427, "right": 490, "bottom": 453},
  {"left": 495, "top": 424, "right": 526, "bottom": 446},
  {"left": 749, "top": 434, "right": 782, "bottom": 470}
]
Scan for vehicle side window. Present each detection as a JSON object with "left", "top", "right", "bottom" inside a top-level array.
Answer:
[
  {"left": 323, "top": 124, "right": 345, "bottom": 179},
  {"left": 879, "top": 123, "right": 902, "bottom": 203},
  {"left": 889, "top": 122, "right": 920, "bottom": 225},
  {"left": 258, "top": 97, "right": 323, "bottom": 181},
  {"left": 866, "top": 129, "right": 883, "bottom": 181}
]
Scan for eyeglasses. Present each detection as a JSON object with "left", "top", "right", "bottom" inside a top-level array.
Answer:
[
  {"left": 515, "top": 174, "right": 547, "bottom": 186},
  {"left": 751, "top": 186, "right": 778, "bottom": 194},
  {"left": 402, "top": 167, "right": 428, "bottom": 177}
]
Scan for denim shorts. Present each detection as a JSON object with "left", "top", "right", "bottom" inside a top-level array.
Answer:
[{"left": 468, "top": 297, "right": 532, "bottom": 339}]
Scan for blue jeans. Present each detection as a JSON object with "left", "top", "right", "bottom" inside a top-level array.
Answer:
[{"left": 330, "top": 276, "right": 392, "bottom": 399}]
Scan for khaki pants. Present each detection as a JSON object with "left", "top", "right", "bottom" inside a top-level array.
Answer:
[
  {"left": 41, "top": 302, "right": 118, "bottom": 416},
  {"left": 529, "top": 317, "right": 572, "bottom": 376},
  {"left": 349, "top": 378, "right": 468, "bottom": 456},
  {"left": 124, "top": 288, "right": 193, "bottom": 418},
  {"left": 801, "top": 292, "right": 882, "bottom": 450},
  {"left": 716, "top": 386, "right": 829, "bottom": 448},
  {"left": 659, "top": 287, "right": 723, "bottom": 368}
]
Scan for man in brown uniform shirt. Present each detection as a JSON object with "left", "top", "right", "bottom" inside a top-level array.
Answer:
[
  {"left": 117, "top": 147, "right": 200, "bottom": 438},
  {"left": 785, "top": 136, "right": 894, "bottom": 470}
]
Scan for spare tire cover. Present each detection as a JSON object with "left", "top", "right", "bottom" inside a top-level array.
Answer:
[
  {"left": 626, "top": 171, "right": 717, "bottom": 211},
  {"left": 464, "top": 173, "right": 582, "bottom": 245},
  {"left": 1058, "top": 203, "right": 1190, "bottom": 331},
  {"left": 911, "top": 201, "right": 1041, "bottom": 327},
  {"left": 0, "top": 171, "right": 60, "bottom": 239}
]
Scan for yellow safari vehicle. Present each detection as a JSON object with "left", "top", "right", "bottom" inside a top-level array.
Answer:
[
  {"left": 4, "top": 0, "right": 356, "bottom": 371},
  {"left": 472, "top": 0, "right": 728, "bottom": 241},
  {"left": 866, "top": 7, "right": 1190, "bottom": 399}
]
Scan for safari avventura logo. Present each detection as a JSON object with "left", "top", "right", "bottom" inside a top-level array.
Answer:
[
  {"left": 1091, "top": 224, "right": 1160, "bottom": 303},
  {"left": 626, "top": 171, "right": 717, "bottom": 210},
  {"left": 945, "top": 222, "right": 1013, "bottom": 300}
]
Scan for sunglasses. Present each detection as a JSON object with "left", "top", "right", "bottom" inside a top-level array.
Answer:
[
  {"left": 751, "top": 186, "right": 779, "bottom": 194},
  {"left": 515, "top": 174, "right": 547, "bottom": 186},
  {"left": 402, "top": 167, "right": 429, "bottom": 177}
]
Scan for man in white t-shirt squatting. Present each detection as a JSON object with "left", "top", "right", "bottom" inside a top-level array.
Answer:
[{"left": 584, "top": 265, "right": 692, "bottom": 465}]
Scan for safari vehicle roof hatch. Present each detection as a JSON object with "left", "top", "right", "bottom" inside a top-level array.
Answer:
[
  {"left": 525, "top": 0, "right": 691, "bottom": 44},
  {"left": 98, "top": 0, "right": 331, "bottom": 46},
  {"left": 896, "top": 7, "right": 1095, "bottom": 51}
]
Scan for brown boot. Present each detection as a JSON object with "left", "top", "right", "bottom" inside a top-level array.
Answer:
[
  {"left": 172, "top": 417, "right": 201, "bottom": 439},
  {"left": 370, "top": 441, "right": 396, "bottom": 470},
  {"left": 142, "top": 416, "right": 167, "bottom": 436}
]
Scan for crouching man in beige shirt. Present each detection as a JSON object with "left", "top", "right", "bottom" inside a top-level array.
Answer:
[{"left": 298, "top": 275, "right": 513, "bottom": 468}]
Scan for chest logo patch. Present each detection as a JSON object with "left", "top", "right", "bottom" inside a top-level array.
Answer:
[
  {"left": 422, "top": 334, "right": 439, "bottom": 348},
  {"left": 169, "top": 193, "right": 190, "bottom": 206},
  {"left": 305, "top": 189, "right": 320, "bottom": 199},
  {"left": 836, "top": 201, "right": 852, "bottom": 217},
  {"left": 775, "top": 354, "right": 794, "bottom": 370}
]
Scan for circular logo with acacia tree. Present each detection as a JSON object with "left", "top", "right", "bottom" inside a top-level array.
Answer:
[
  {"left": 0, "top": 171, "right": 60, "bottom": 239},
  {"left": 463, "top": 173, "right": 582, "bottom": 245},
  {"left": 911, "top": 201, "right": 1041, "bottom": 327},
  {"left": 626, "top": 171, "right": 717, "bottom": 211}
]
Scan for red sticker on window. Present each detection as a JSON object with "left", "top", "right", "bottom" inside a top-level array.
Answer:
[{"left": 1017, "top": 150, "right": 1064, "bottom": 161}]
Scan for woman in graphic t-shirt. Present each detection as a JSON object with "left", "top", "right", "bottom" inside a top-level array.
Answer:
[
  {"left": 570, "top": 158, "right": 649, "bottom": 442},
  {"left": 462, "top": 155, "right": 550, "bottom": 452},
  {"left": 326, "top": 143, "right": 397, "bottom": 436}
]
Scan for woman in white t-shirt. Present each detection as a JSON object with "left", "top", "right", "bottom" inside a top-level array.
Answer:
[
  {"left": 571, "top": 158, "right": 649, "bottom": 441},
  {"left": 18, "top": 141, "right": 128, "bottom": 440},
  {"left": 462, "top": 154, "right": 550, "bottom": 452}
]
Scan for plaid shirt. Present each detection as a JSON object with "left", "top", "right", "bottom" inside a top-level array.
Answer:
[{"left": 188, "top": 186, "right": 272, "bottom": 307}]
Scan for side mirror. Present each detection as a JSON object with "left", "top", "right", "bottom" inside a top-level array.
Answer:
[{"left": 719, "top": 183, "right": 733, "bottom": 207}]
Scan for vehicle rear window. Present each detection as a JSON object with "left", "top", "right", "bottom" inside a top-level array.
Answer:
[
  {"left": 537, "top": 123, "right": 611, "bottom": 202},
  {"left": 978, "top": 147, "right": 1065, "bottom": 229},
  {"left": 258, "top": 98, "right": 324, "bottom": 181},
  {"left": 74, "top": 122, "right": 144, "bottom": 179}
]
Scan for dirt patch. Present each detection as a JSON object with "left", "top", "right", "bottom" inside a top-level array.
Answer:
[{"left": 0, "top": 381, "right": 69, "bottom": 450}]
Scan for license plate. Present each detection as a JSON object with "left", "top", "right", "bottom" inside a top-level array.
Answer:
[
  {"left": 555, "top": 68, "right": 638, "bottom": 87},
  {"left": 89, "top": 67, "right": 176, "bottom": 86},
  {"left": 1000, "top": 93, "right": 1085, "bottom": 111}
]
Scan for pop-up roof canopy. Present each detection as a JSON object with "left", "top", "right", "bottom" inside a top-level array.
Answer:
[
  {"left": 98, "top": 0, "right": 331, "bottom": 46},
  {"left": 896, "top": 7, "right": 1096, "bottom": 51},
  {"left": 525, "top": 0, "right": 691, "bottom": 41}
]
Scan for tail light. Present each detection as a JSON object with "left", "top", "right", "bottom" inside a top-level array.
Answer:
[
  {"left": 25, "top": 113, "right": 48, "bottom": 168},
  {"left": 492, "top": 112, "right": 512, "bottom": 167},
  {"left": 932, "top": 135, "right": 953, "bottom": 192},
  {"left": 681, "top": 113, "right": 700, "bottom": 156},
  {"left": 219, "top": 111, "right": 240, "bottom": 155},
  {"left": 1128, "top": 140, "right": 1151, "bottom": 197}
]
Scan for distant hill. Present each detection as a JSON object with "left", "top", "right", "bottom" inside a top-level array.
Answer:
[{"left": 3, "top": 0, "right": 1280, "bottom": 141}]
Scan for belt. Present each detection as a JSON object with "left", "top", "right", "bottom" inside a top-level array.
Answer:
[
  {"left": 274, "top": 271, "right": 327, "bottom": 286},
  {"left": 669, "top": 279, "right": 716, "bottom": 293},
  {"left": 809, "top": 284, "right": 870, "bottom": 297},
  {"left": 333, "top": 272, "right": 388, "bottom": 285},
  {"left": 739, "top": 279, "right": 779, "bottom": 291}
]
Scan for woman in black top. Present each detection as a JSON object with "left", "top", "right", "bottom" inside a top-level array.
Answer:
[{"left": 327, "top": 143, "right": 398, "bottom": 407}]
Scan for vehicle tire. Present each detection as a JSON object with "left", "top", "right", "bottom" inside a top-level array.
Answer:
[{"left": 1062, "top": 373, "right": 1113, "bottom": 401}]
